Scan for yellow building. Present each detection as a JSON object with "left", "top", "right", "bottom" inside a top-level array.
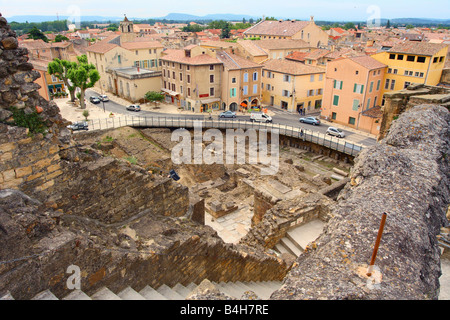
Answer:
[
  {"left": 86, "top": 34, "right": 164, "bottom": 102},
  {"left": 371, "top": 42, "right": 448, "bottom": 96},
  {"left": 261, "top": 59, "right": 325, "bottom": 113},
  {"left": 243, "top": 17, "right": 329, "bottom": 48}
]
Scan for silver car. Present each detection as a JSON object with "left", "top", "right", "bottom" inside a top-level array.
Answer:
[{"left": 326, "top": 127, "right": 345, "bottom": 138}]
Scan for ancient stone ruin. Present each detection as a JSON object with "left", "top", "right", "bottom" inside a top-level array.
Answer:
[{"left": 0, "top": 16, "right": 449, "bottom": 300}]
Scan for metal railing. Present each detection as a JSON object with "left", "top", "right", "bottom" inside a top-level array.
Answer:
[{"left": 85, "top": 116, "right": 363, "bottom": 156}]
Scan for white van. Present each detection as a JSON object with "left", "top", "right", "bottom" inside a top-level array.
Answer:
[{"left": 250, "top": 112, "right": 272, "bottom": 123}]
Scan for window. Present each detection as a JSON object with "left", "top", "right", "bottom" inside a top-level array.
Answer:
[
  {"left": 307, "top": 89, "right": 314, "bottom": 96},
  {"left": 433, "top": 57, "right": 438, "bottom": 63},
  {"left": 283, "top": 74, "right": 291, "bottom": 82},
  {"left": 118, "top": 55, "right": 121, "bottom": 64},
  {"left": 136, "top": 50, "right": 138, "bottom": 55},
  {"left": 310, "top": 74, "right": 315, "bottom": 82},
  {"left": 317, "top": 88, "right": 323, "bottom": 95},
  {"left": 417, "top": 56, "right": 426, "bottom": 63},
  {"left": 164, "top": 81, "right": 166, "bottom": 89},
  {"left": 319, "top": 74, "right": 323, "bottom": 81},
  {"left": 385, "top": 79, "right": 390, "bottom": 90},
  {"left": 230, "top": 88, "right": 236, "bottom": 97},
  {"left": 210, "top": 87, "right": 214, "bottom": 96},
  {"left": 163, "top": 69, "right": 166, "bottom": 77},
  {"left": 390, "top": 79, "right": 396, "bottom": 90},
  {"left": 266, "top": 84, "right": 271, "bottom": 90},
  {"left": 253, "top": 84, "right": 258, "bottom": 94},
  {"left": 188, "top": 88, "right": 191, "bottom": 96},
  {"left": 440, "top": 56, "right": 444, "bottom": 62},
  {"left": 231, "top": 77, "right": 236, "bottom": 83},
  {"left": 419, "top": 72, "right": 424, "bottom": 78},
  {"left": 333, "top": 80, "right": 343, "bottom": 89},
  {"left": 352, "top": 99, "right": 360, "bottom": 111},
  {"left": 404, "top": 81, "right": 411, "bottom": 89},
  {"left": 180, "top": 63, "right": 182, "bottom": 69},
  {"left": 397, "top": 54, "right": 404, "bottom": 60},
  {"left": 388, "top": 68, "right": 392, "bottom": 74},
  {"left": 243, "top": 73, "right": 248, "bottom": 82},
  {"left": 267, "top": 71, "right": 272, "bottom": 78},
  {"left": 393, "top": 69, "right": 398, "bottom": 74},
  {"left": 353, "top": 84, "right": 364, "bottom": 94},
  {"left": 332, "top": 112, "right": 337, "bottom": 120},
  {"left": 366, "top": 98, "right": 371, "bottom": 110},
  {"left": 180, "top": 86, "right": 183, "bottom": 94},
  {"left": 253, "top": 72, "right": 258, "bottom": 81},
  {"left": 243, "top": 86, "right": 248, "bottom": 95},
  {"left": 179, "top": 73, "right": 182, "bottom": 81},
  {"left": 282, "top": 90, "right": 290, "bottom": 97},
  {"left": 187, "top": 75, "right": 190, "bottom": 83},
  {"left": 315, "top": 100, "right": 322, "bottom": 108},
  {"left": 333, "top": 95, "right": 339, "bottom": 106},
  {"left": 373, "top": 96, "right": 377, "bottom": 107},
  {"left": 389, "top": 54, "right": 396, "bottom": 59},
  {"left": 172, "top": 83, "right": 175, "bottom": 91},
  {"left": 407, "top": 55, "right": 415, "bottom": 62},
  {"left": 369, "top": 81, "right": 374, "bottom": 93},
  {"left": 349, "top": 117, "right": 356, "bottom": 125},
  {"left": 210, "top": 65, "right": 214, "bottom": 70},
  {"left": 210, "top": 75, "right": 214, "bottom": 83},
  {"left": 187, "top": 65, "right": 190, "bottom": 71},
  {"left": 355, "top": 71, "right": 359, "bottom": 75},
  {"left": 376, "top": 80, "right": 381, "bottom": 91},
  {"left": 262, "top": 70, "right": 265, "bottom": 77}
]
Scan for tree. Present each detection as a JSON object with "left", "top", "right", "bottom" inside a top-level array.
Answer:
[
  {"left": 27, "top": 26, "right": 48, "bottom": 42},
  {"left": 48, "top": 58, "right": 78, "bottom": 102},
  {"left": 144, "top": 91, "right": 165, "bottom": 107},
  {"left": 220, "top": 22, "right": 231, "bottom": 39},
  {"left": 249, "top": 18, "right": 254, "bottom": 24},
  {"left": 343, "top": 22, "right": 356, "bottom": 30},
  {"left": 82, "top": 110, "right": 89, "bottom": 121},
  {"left": 386, "top": 20, "right": 391, "bottom": 29},
  {"left": 107, "top": 23, "right": 118, "bottom": 31},
  {"left": 68, "top": 55, "right": 100, "bottom": 109},
  {"left": 54, "top": 35, "right": 69, "bottom": 42}
]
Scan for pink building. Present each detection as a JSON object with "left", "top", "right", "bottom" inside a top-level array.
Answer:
[{"left": 322, "top": 55, "right": 387, "bottom": 135}]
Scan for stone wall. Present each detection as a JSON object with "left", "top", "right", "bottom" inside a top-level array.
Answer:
[{"left": 270, "top": 105, "right": 450, "bottom": 300}]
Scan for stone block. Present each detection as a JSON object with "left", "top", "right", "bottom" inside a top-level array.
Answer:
[
  {"left": 0, "top": 142, "right": 16, "bottom": 153},
  {"left": 2, "top": 169, "right": 16, "bottom": 182},
  {"left": 15, "top": 166, "right": 32, "bottom": 178},
  {"left": 47, "top": 164, "right": 61, "bottom": 173},
  {"left": 0, "top": 151, "right": 12, "bottom": 161}
]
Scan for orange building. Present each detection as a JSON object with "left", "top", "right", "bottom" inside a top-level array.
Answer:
[{"left": 322, "top": 55, "right": 387, "bottom": 135}]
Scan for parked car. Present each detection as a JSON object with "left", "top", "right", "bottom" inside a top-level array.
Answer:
[
  {"left": 219, "top": 111, "right": 236, "bottom": 118},
  {"left": 126, "top": 105, "right": 141, "bottom": 112},
  {"left": 89, "top": 96, "right": 100, "bottom": 104},
  {"left": 299, "top": 116, "right": 320, "bottom": 125},
  {"left": 67, "top": 121, "right": 88, "bottom": 131},
  {"left": 326, "top": 126, "right": 345, "bottom": 138},
  {"left": 250, "top": 112, "right": 272, "bottom": 123},
  {"left": 99, "top": 95, "right": 109, "bottom": 102}
]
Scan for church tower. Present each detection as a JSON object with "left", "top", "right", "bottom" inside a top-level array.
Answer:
[{"left": 119, "top": 15, "right": 136, "bottom": 43}]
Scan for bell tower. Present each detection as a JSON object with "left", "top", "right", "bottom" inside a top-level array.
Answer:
[{"left": 119, "top": 14, "right": 136, "bottom": 42}]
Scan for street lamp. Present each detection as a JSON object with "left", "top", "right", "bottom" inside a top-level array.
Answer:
[{"left": 101, "top": 82, "right": 106, "bottom": 113}]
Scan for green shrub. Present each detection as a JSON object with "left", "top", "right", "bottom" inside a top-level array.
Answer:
[{"left": 9, "top": 107, "right": 47, "bottom": 135}]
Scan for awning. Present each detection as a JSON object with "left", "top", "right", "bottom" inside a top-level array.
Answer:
[
  {"left": 240, "top": 102, "right": 247, "bottom": 107},
  {"left": 200, "top": 98, "right": 220, "bottom": 104},
  {"left": 161, "top": 88, "right": 180, "bottom": 96}
]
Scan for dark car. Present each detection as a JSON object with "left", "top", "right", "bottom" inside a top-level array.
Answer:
[
  {"left": 299, "top": 116, "right": 320, "bottom": 126},
  {"left": 67, "top": 121, "right": 88, "bottom": 131},
  {"left": 219, "top": 111, "right": 236, "bottom": 118},
  {"left": 126, "top": 105, "right": 141, "bottom": 112},
  {"left": 89, "top": 96, "right": 101, "bottom": 104}
]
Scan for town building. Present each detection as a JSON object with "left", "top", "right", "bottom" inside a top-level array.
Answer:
[
  {"left": 321, "top": 55, "right": 387, "bottom": 135},
  {"left": 261, "top": 59, "right": 325, "bottom": 114},
  {"left": 371, "top": 42, "right": 448, "bottom": 97},
  {"left": 243, "top": 16, "right": 329, "bottom": 48}
]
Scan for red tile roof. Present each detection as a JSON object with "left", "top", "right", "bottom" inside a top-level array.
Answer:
[
  {"left": 263, "top": 59, "right": 325, "bottom": 75},
  {"left": 245, "top": 20, "right": 310, "bottom": 37}
]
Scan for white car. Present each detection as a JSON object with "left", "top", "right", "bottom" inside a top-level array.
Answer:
[
  {"left": 99, "top": 95, "right": 109, "bottom": 102},
  {"left": 326, "top": 127, "right": 345, "bottom": 138},
  {"left": 250, "top": 112, "right": 272, "bottom": 123}
]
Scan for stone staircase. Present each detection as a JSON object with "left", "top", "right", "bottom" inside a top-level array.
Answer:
[
  {"left": 274, "top": 219, "right": 325, "bottom": 257},
  {"left": 1, "top": 281, "right": 283, "bottom": 300}
]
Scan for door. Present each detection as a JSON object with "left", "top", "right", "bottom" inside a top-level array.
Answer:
[{"left": 270, "top": 96, "right": 274, "bottom": 106}]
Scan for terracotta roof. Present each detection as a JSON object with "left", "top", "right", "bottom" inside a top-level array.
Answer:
[
  {"left": 19, "top": 39, "right": 51, "bottom": 50},
  {"left": 361, "top": 105, "right": 382, "bottom": 118},
  {"left": 389, "top": 41, "right": 448, "bottom": 56},
  {"left": 200, "top": 40, "right": 237, "bottom": 49},
  {"left": 331, "top": 27, "right": 346, "bottom": 34},
  {"left": 304, "top": 48, "right": 330, "bottom": 60},
  {"left": 347, "top": 55, "right": 387, "bottom": 70},
  {"left": 236, "top": 40, "right": 268, "bottom": 56},
  {"left": 244, "top": 20, "right": 310, "bottom": 37},
  {"left": 121, "top": 41, "right": 163, "bottom": 50},
  {"left": 216, "top": 51, "right": 262, "bottom": 70},
  {"left": 263, "top": 59, "right": 325, "bottom": 76},
  {"left": 285, "top": 51, "right": 309, "bottom": 62},
  {"left": 86, "top": 38, "right": 119, "bottom": 54},
  {"left": 160, "top": 49, "right": 221, "bottom": 65},
  {"left": 256, "top": 39, "right": 310, "bottom": 50}
]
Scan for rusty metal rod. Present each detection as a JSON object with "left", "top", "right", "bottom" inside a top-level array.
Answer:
[{"left": 367, "top": 212, "right": 387, "bottom": 277}]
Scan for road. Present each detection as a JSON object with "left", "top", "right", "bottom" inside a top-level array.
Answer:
[{"left": 85, "top": 89, "right": 377, "bottom": 147}]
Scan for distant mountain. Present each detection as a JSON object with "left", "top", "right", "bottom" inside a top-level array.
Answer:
[
  {"left": 159, "top": 13, "right": 258, "bottom": 21},
  {"left": 5, "top": 15, "right": 123, "bottom": 23}
]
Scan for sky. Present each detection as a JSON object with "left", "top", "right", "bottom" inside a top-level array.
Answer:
[{"left": 1, "top": 0, "right": 450, "bottom": 21}]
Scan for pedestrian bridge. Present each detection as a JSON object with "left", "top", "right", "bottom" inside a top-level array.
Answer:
[{"left": 83, "top": 115, "right": 363, "bottom": 157}]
